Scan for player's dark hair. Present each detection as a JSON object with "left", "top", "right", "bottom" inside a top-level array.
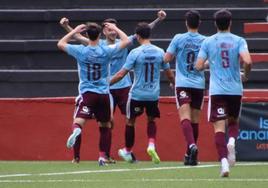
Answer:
[
  {"left": 214, "top": 9, "right": 232, "bottom": 31},
  {"left": 135, "top": 22, "right": 151, "bottom": 39},
  {"left": 185, "top": 10, "right": 200, "bottom": 29},
  {"left": 86, "top": 22, "right": 102, "bottom": 41},
  {"left": 102, "top": 18, "right": 117, "bottom": 28}
]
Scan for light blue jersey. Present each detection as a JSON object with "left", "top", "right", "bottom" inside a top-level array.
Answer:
[
  {"left": 167, "top": 32, "right": 206, "bottom": 89},
  {"left": 198, "top": 32, "right": 249, "bottom": 95},
  {"left": 123, "top": 44, "right": 170, "bottom": 101},
  {"left": 66, "top": 43, "right": 120, "bottom": 94},
  {"left": 100, "top": 36, "right": 135, "bottom": 90}
]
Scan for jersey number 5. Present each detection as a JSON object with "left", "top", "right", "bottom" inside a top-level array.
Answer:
[{"left": 87, "top": 63, "right": 101, "bottom": 81}]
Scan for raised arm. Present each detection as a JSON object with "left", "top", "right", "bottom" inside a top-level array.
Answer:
[
  {"left": 59, "top": 17, "right": 89, "bottom": 46},
  {"left": 104, "top": 23, "right": 129, "bottom": 49},
  {"left": 149, "top": 10, "right": 167, "bottom": 29},
  {"left": 57, "top": 24, "right": 87, "bottom": 52}
]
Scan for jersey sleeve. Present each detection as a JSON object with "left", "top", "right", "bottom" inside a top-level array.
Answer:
[
  {"left": 128, "top": 35, "right": 137, "bottom": 45},
  {"left": 125, "top": 35, "right": 138, "bottom": 50},
  {"left": 161, "top": 62, "right": 171, "bottom": 70},
  {"left": 166, "top": 34, "right": 179, "bottom": 55},
  {"left": 160, "top": 49, "right": 170, "bottom": 70},
  {"left": 123, "top": 51, "right": 136, "bottom": 70},
  {"left": 197, "top": 39, "right": 209, "bottom": 60},
  {"left": 66, "top": 44, "right": 84, "bottom": 60},
  {"left": 238, "top": 38, "right": 249, "bottom": 54}
]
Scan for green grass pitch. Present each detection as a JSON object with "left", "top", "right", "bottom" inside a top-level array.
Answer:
[{"left": 0, "top": 161, "right": 268, "bottom": 188}]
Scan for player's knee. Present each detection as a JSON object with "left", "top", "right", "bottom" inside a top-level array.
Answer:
[
  {"left": 228, "top": 117, "right": 238, "bottom": 124},
  {"left": 147, "top": 116, "right": 155, "bottom": 123},
  {"left": 126, "top": 123, "right": 135, "bottom": 127},
  {"left": 126, "top": 118, "right": 135, "bottom": 127},
  {"left": 110, "top": 120, "right": 114, "bottom": 129},
  {"left": 99, "top": 121, "right": 112, "bottom": 128},
  {"left": 73, "top": 118, "right": 86, "bottom": 127}
]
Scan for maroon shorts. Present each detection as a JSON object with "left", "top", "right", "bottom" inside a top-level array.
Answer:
[
  {"left": 74, "top": 91, "right": 111, "bottom": 122},
  {"left": 110, "top": 87, "right": 130, "bottom": 115},
  {"left": 73, "top": 95, "right": 95, "bottom": 119},
  {"left": 209, "top": 95, "right": 242, "bottom": 122},
  {"left": 176, "top": 87, "right": 204, "bottom": 110},
  {"left": 126, "top": 99, "right": 160, "bottom": 119}
]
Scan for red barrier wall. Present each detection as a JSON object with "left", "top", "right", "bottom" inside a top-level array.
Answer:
[
  {"left": 0, "top": 90, "right": 268, "bottom": 161},
  {"left": 244, "top": 23, "right": 268, "bottom": 33}
]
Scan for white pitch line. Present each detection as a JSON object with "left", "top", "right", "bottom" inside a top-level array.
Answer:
[
  {"left": 235, "top": 162, "right": 268, "bottom": 167},
  {"left": 0, "top": 164, "right": 216, "bottom": 178},
  {"left": 0, "top": 174, "right": 32, "bottom": 178},
  {"left": 1, "top": 162, "right": 268, "bottom": 179},
  {"left": 0, "top": 164, "right": 217, "bottom": 178},
  {"left": 1, "top": 178, "right": 268, "bottom": 183}
]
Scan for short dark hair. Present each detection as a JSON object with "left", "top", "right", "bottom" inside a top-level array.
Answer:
[
  {"left": 86, "top": 22, "right": 102, "bottom": 41},
  {"left": 214, "top": 9, "right": 232, "bottom": 31},
  {"left": 135, "top": 22, "right": 151, "bottom": 39},
  {"left": 102, "top": 18, "right": 117, "bottom": 28},
  {"left": 185, "top": 10, "right": 200, "bottom": 29}
]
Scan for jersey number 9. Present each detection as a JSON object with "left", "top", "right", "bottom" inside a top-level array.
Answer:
[
  {"left": 221, "top": 50, "right": 230, "bottom": 68},
  {"left": 186, "top": 51, "right": 195, "bottom": 71}
]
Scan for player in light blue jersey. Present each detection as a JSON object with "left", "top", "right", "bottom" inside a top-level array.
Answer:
[
  {"left": 164, "top": 10, "right": 206, "bottom": 166},
  {"left": 196, "top": 9, "right": 252, "bottom": 177},
  {"left": 57, "top": 22, "right": 130, "bottom": 166},
  {"left": 110, "top": 22, "right": 175, "bottom": 164},
  {"left": 59, "top": 11, "right": 167, "bottom": 164}
]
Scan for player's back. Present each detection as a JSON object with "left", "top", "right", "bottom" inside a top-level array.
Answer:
[
  {"left": 67, "top": 44, "right": 112, "bottom": 94},
  {"left": 202, "top": 32, "right": 246, "bottom": 95},
  {"left": 168, "top": 32, "right": 206, "bottom": 89},
  {"left": 128, "top": 44, "right": 169, "bottom": 101},
  {"left": 100, "top": 39, "right": 132, "bottom": 89}
]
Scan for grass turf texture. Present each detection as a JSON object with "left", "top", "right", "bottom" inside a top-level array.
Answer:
[{"left": 0, "top": 161, "right": 268, "bottom": 188}]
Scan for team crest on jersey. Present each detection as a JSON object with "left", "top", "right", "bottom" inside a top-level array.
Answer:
[{"left": 179, "top": 91, "right": 187, "bottom": 99}]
